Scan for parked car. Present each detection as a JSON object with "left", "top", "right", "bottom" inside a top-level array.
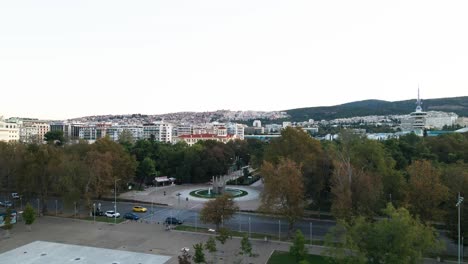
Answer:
[
  {"left": 165, "top": 217, "right": 183, "bottom": 225},
  {"left": 91, "top": 209, "right": 104, "bottom": 216},
  {"left": 11, "top": 193, "right": 20, "bottom": 199},
  {"left": 105, "top": 210, "right": 120, "bottom": 218},
  {"left": 132, "top": 206, "right": 147, "bottom": 213},
  {"left": 123, "top": 212, "right": 140, "bottom": 220},
  {"left": 0, "top": 201, "right": 13, "bottom": 207}
]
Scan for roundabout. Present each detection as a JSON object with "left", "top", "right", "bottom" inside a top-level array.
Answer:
[
  {"left": 176, "top": 186, "right": 260, "bottom": 202},
  {"left": 189, "top": 188, "right": 248, "bottom": 199}
]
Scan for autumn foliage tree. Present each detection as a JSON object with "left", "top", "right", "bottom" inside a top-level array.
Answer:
[
  {"left": 261, "top": 158, "right": 304, "bottom": 236},
  {"left": 200, "top": 194, "right": 239, "bottom": 230},
  {"left": 263, "top": 127, "right": 330, "bottom": 208},
  {"left": 406, "top": 160, "right": 449, "bottom": 222}
]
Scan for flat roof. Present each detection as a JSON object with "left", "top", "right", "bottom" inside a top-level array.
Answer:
[{"left": 0, "top": 241, "right": 171, "bottom": 264}]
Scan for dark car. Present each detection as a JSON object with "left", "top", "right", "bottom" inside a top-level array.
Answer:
[
  {"left": 123, "top": 212, "right": 140, "bottom": 221},
  {"left": 91, "top": 209, "right": 104, "bottom": 216},
  {"left": 165, "top": 217, "right": 183, "bottom": 225}
]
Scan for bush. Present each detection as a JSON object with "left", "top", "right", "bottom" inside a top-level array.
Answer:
[{"left": 23, "top": 203, "right": 36, "bottom": 225}]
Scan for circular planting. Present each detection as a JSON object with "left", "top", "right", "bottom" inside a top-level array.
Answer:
[{"left": 189, "top": 188, "right": 248, "bottom": 199}]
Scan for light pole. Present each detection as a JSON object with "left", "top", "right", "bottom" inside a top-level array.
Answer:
[
  {"left": 93, "top": 203, "right": 96, "bottom": 223},
  {"left": 114, "top": 178, "right": 120, "bottom": 225},
  {"left": 456, "top": 193, "right": 464, "bottom": 264}
]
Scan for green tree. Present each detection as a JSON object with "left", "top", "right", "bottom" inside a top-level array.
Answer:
[
  {"left": 239, "top": 234, "right": 253, "bottom": 263},
  {"left": 289, "top": 230, "right": 307, "bottom": 263},
  {"left": 23, "top": 203, "right": 36, "bottom": 231},
  {"left": 205, "top": 237, "right": 217, "bottom": 264},
  {"left": 193, "top": 243, "right": 206, "bottom": 263},
  {"left": 325, "top": 203, "right": 444, "bottom": 264},
  {"left": 200, "top": 194, "right": 239, "bottom": 230},
  {"left": 261, "top": 158, "right": 304, "bottom": 236},
  {"left": 215, "top": 227, "right": 232, "bottom": 245},
  {"left": 136, "top": 157, "right": 156, "bottom": 188},
  {"left": 118, "top": 129, "right": 134, "bottom": 147},
  {"left": 44, "top": 130, "right": 65, "bottom": 145}
]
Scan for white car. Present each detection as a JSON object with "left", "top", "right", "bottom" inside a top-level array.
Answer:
[{"left": 105, "top": 210, "right": 120, "bottom": 218}]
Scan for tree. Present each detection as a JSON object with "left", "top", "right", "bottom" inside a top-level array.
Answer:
[
  {"left": 193, "top": 243, "right": 206, "bottom": 263},
  {"left": 3, "top": 208, "right": 13, "bottom": 238},
  {"left": 263, "top": 127, "right": 329, "bottom": 208},
  {"left": 261, "top": 158, "right": 304, "bottom": 236},
  {"left": 44, "top": 130, "right": 65, "bottom": 145},
  {"left": 325, "top": 203, "right": 444, "bottom": 263},
  {"left": 406, "top": 160, "right": 449, "bottom": 222},
  {"left": 289, "top": 230, "right": 307, "bottom": 263},
  {"left": 200, "top": 194, "right": 239, "bottom": 230},
  {"left": 118, "top": 129, "right": 134, "bottom": 147},
  {"left": 136, "top": 157, "right": 156, "bottom": 188},
  {"left": 23, "top": 203, "right": 36, "bottom": 231},
  {"left": 239, "top": 234, "right": 253, "bottom": 264},
  {"left": 205, "top": 237, "right": 217, "bottom": 264},
  {"left": 215, "top": 227, "right": 232, "bottom": 245}
]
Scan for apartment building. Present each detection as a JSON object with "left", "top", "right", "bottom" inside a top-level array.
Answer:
[{"left": 0, "top": 119, "right": 19, "bottom": 142}]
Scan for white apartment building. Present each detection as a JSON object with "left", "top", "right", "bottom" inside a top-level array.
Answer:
[
  {"left": 143, "top": 121, "right": 173, "bottom": 143},
  {"left": 227, "top": 123, "right": 245, "bottom": 140},
  {"left": 0, "top": 119, "right": 19, "bottom": 142}
]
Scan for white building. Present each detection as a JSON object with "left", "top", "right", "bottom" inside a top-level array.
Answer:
[
  {"left": 0, "top": 118, "right": 20, "bottom": 142},
  {"left": 252, "top": 120, "right": 262, "bottom": 128},
  {"left": 143, "top": 121, "right": 173, "bottom": 143},
  {"left": 227, "top": 123, "right": 245, "bottom": 140}
]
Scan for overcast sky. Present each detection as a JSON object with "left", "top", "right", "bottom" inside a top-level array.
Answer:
[{"left": 1, "top": 0, "right": 467, "bottom": 120}]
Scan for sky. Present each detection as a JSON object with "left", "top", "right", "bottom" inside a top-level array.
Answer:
[{"left": 1, "top": 0, "right": 467, "bottom": 120}]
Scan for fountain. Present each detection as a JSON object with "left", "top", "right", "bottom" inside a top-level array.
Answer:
[{"left": 189, "top": 175, "right": 248, "bottom": 199}]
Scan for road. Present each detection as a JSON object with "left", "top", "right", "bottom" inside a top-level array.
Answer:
[{"left": 13, "top": 197, "right": 334, "bottom": 239}]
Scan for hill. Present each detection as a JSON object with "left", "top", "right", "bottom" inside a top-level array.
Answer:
[{"left": 284, "top": 96, "right": 468, "bottom": 121}]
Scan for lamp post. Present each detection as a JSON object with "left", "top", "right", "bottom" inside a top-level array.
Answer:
[
  {"left": 93, "top": 203, "right": 96, "bottom": 223},
  {"left": 456, "top": 193, "right": 464, "bottom": 264},
  {"left": 114, "top": 178, "right": 120, "bottom": 225}
]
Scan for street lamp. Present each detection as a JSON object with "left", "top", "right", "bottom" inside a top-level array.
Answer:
[
  {"left": 456, "top": 193, "right": 464, "bottom": 264},
  {"left": 93, "top": 203, "right": 96, "bottom": 223},
  {"left": 114, "top": 178, "right": 120, "bottom": 224}
]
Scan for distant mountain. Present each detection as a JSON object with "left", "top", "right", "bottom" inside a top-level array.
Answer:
[{"left": 284, "top": 96, "right": 468, "bottom": 121}]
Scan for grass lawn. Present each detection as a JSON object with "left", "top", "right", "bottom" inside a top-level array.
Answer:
[{"left": 267, "top": 251, "right": 328, "bottom": 264}]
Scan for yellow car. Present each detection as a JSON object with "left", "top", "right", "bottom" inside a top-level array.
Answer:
[{"left": 132, "top": 206, "right": 147, "bottom": 213}]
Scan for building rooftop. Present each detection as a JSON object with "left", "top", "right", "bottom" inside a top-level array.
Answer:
[{"left": 0, "top": 241, "right": 170, "bottom": 264}]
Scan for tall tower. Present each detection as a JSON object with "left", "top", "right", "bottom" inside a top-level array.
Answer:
[
  {"left": 415, "top": 86, "right": 423, "bottom": 112},
  {"left": 410, "top": 87, "right": 427, "bottom": 134}
]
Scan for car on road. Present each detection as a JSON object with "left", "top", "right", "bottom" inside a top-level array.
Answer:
[
  {"left": 123, "top": 212, "right": 140, "bottom": 220},
  {"left": 0, "top": 201, "right": 13, "bottom": 207},
  {"left": 11, "top": 193, "right": 20, "bottom": 199},
  {"left": 132, "top": 206, "right": 147, "bottom": 213},
  {"left": 91, "top": 209, "right": 104, "bottom": 216},
  {"left": 165, "top": 217, "right": 183, "bottom": 225},
  {"left": 105, "top": 210, "right": 120, "bottom": 218}
]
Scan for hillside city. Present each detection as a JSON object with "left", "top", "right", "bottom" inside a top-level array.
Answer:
[{"left": 1, "top": 95, "right": 467, "bottom": 145}]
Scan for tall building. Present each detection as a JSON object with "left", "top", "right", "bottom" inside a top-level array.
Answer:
[{"left": 143, "top": 121, "right": 173, "bottom": 143}]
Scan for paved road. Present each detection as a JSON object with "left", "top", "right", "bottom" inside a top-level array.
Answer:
[{"left": 13, "top": 198, "right": 334, "bottom": 239}]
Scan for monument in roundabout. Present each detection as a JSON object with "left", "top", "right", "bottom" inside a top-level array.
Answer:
[{"left": 190, "top": 175, "right": 248, "bottom": 199}]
